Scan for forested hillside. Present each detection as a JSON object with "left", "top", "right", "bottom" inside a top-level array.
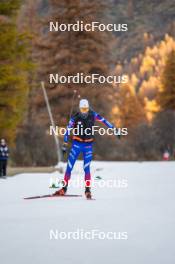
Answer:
[
  {"left": 0, "top": 0, "right": 175, "bottom": 165},
  {"left": 0, "top": 0, "right": 32, "bottom": 145}
]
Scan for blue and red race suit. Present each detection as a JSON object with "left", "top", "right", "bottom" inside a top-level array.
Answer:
[{"left": 63, "top": 110, "right": 116, "bottom": 186}]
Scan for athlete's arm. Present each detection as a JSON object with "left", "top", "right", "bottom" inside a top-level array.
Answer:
[
  {"left": 94, "top": 111, "right": 120, "bottom": 138},
  {"left": 94, "top": 112, "right": 114, "bottom": 128},
  {"left": 64, "top": 117, "right": 75, "bottom": 143}
]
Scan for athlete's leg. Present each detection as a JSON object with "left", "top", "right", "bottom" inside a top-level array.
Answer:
[
  {"left": 2, "top": 160, "right": 7, "bottom": 176},
  {"left": 64, "top": 141, "right": 81, "bottom": 184},
  {"left": 83, "top": 143, "right": 93, "bottom": 187},
  {"left": 0, "top": 160, "right": 3, "bottom": 177}
]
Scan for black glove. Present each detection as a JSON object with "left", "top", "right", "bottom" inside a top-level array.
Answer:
[
  {"left": 116, "top": 134, "right": 121, "bottom": 140},
  {"left": 115, "top": 128, "right": 121, "bottom": 140},
  {"left": 62, "top": 143, "right": 68, "bottom": 154}
]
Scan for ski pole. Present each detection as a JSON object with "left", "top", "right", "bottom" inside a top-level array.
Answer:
[
  {"left": 41, "top": 81, "right": 62, "bottom": 164},
  {"left": 69, "top": 89, "right": 77, "bottom": 119}
]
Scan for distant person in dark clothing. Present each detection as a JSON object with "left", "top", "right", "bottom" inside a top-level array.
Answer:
[{"left": 0, "top": 139, "right": 9, "bottom": 177}]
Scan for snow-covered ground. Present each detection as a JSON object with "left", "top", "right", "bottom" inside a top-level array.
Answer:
[{"left": 0, "top": 161, "right": 175, "bottom": 264}]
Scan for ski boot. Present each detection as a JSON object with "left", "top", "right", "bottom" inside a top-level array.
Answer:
[
  {"left": 53, "top": 183, "right": 68, "bottom": 196},
  {"left": 85, "top": 187, "right": 92, "bottom": 199}
]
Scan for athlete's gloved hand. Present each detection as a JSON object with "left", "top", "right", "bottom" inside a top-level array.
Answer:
[
  {"left": 62, "top": 143, "right": 68, "bottom": 154},
  {"left": 117, "top": 134, "right": 121, "bottom": 140},
  {"left": 115, "top": 128, "right": 121, "bottom": 140}
]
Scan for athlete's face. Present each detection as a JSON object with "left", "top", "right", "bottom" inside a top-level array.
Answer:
[{"left": 80, "top": 107, "right": 89, "bottom": 114}]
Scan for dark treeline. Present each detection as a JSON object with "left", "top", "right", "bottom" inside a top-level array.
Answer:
[{"left": 0, "top": 0, "right": 175, "bottom": 165}]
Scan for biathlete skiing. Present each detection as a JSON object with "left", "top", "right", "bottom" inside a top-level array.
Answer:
[{"left": 54, "top": 99, "right": 120, "bottom": 199}]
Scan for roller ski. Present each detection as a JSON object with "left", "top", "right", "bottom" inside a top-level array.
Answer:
[{"left": 53, "top": 183, "right": 68, "bottom": 196}]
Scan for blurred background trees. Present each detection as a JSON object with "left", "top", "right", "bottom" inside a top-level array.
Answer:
[
  {"left": 0, "top": 0, "right": 175, "bottom": 165},
  {"left": 0, "top": 0, "right": 33, "bottom": 146},
  {"left": 158, "top": 50, "right": 175, "bottom": 111}
]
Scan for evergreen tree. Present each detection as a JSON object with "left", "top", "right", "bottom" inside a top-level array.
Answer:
[
  {"left": 0, "top": 0, "right": 32, "bottom": 144},
  {"left": 33, "top": 0, "right": 115, "bottom": 126},
  {"left": 0, "top": 0, "right": 20, "bottom": 16},
  {"left": 158, "top": 50, "right": 175, "bottom": 111},
  {"left": 127, "top": 0, "right": 134, "bottom": 18}
]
